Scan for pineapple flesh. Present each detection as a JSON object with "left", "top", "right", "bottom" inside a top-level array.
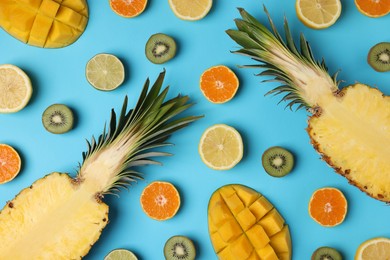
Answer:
[{"left": 227, "top": 7, "right": 390, "bottom": 202}]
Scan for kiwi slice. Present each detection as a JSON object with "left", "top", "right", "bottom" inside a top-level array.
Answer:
[
  {"left": 145, "top": 33, "right": 176, "bottom": 64},
  {"left": 311, "top": 247, "right": 342, "bottom": 260},
  {"left": 262, "top": 146, "right": 294, "bottom": 177},
  {"left": 42, "top": 104, "right": 74, "bottom": 134},
  {"left": 367, "top": 42, "right": 390, "bottom": 72},
  {"left": 164, "top": 235, "right": 196, "bottom": 260}
]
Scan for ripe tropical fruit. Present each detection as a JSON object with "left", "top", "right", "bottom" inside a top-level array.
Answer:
[
  {"left": 227, "top": 7, "right": 390, "bottom": 202},
  {"left": 0, "top": 144, "right": 21, "bottom": 184},
  {"left": 199, "top": 124, "right": 243, "bottom": 170},
  {"left": 168, "top": 0, "right": 212, "bottom": 21},
  {"left": 104, "top": 249, "right": 138, "bottom": 260},
  {"left": 200, "top": 65, "right": 239, "bottom": 104},
  {"left": 208, "top": 184, "right": 292, "bottom": 260},
  {"left": 355, "top": 237, "right": 390, "bottom": 260},
  {"left": 0, "top": 71, "right": 201, "bottom": 258},
  {"left": 0, "top": 0, "right": 88, "bottom": 48},
  {"left": 109, "top": 0, "right": 148, "bottom": 18},
  {"left": 0, "top": 64, "right": 32, "bottom": 113},
  {"left": 308, "top": 187, "right": 347, "bottom": 227},
  {"left": 355, "top": 0, "right": 390, "bottom": 18},
  {"left": 296, "top": 0, "right": 342, "bottom": 29},
  {"left": 140, "top": 181, "right": 181, "bottom": 221}
]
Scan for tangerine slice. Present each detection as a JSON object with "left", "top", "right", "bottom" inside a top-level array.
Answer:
[
  {"left": 200, "top": 65, "right": 239, "bottom": 104},
  {"left": 109, "top": 0, "right": 148, "bottom": 18},
  {"left": 140, "top": 181, "right": 180, "bottom": 221},
  {"left": 0, "top": 144, "right": 21, "bottom": 184},
  {"left": 355, "top": 0, "right": 390, "bottom": 18},
  {"left": 308, "top": 187, "right": 347, "bottom": 227}
]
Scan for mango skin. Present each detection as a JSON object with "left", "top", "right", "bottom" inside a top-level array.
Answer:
[
  {"left": 0, "top": 0, "right": 88, "bottom": 48},
  {"left": 208, "top": 184, "right": 292, "bottom": 260}
]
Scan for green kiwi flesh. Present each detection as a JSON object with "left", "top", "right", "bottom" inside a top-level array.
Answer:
[
  {"left": 164, "top": 235, "right": 196, "bottom": 260},
  {"left": 146, "top": 33, "right": 176, "bottom": 64},
  {"left": 367, "top": 42, "right": 390, "bottom": 72},
  {"left": 311, "top": 247, "right": 342, "bottom": 260},
  {"left": 262, "top": 146, "right": 294, "bottom": 177},
  {"left": 42, "top": 104, "right": 74, "bottom": 134}
]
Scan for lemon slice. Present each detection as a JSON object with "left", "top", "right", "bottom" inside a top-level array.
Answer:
[
  {"left": 355, "top": 237, "right": 390, "bottom": 260},
  {"left": 199, "top": 124, "right": 243, "bottom": 170},
  {"left": 0, "top": 64, "right": 32, "bottom": 113},
  {"left": 296, "top": 0, "right": 342, "bottom": 29},
  {"left": 168, "top": 0, "right": 212, "bottom": 21},
  {"left": 86, "top": 53, "right": 125, "bottom": 91},
  {"left": 104, "top": 249, "right": 138, "bottom": 260}
]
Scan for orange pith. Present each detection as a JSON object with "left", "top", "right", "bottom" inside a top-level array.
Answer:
[
  {"left": 200, "top": 65, "right": 239, "bottom": 104},
  {"left": 308, "top": 187, "right": 347, "bottom": 227},
  {"left": 110, "top": 0, "right": 148, "bottom": 18},
  {"left": 140, "top": 181, "right": 180, "bottom": 221},
  {"left": 355, "top": 0, "right": 390, "bottom": 17},
  {"left": 0, "top": 144, "right": 21, "bottom": 184}
]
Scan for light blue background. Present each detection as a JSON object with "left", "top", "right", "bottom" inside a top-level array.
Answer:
[{"left": 1, "top": 0, "right": 390, "bottom": 259}]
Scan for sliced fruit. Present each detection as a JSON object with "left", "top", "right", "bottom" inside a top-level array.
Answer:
[
  {"left": 355, "top": 237, "right": 390, "bottom": 260},
  {"left": 140, "top": 181, "right": 180, "bottom": 221},
  {"left": 145, "top": 33, "right": 177, "bottom": 64},
  {"left": 109, "top": 0, "right": 148, "bottom": 18},
  {"left": 199, "top": 124, "right": 243, "bottom": 170},
  {"left": 355, "top": 0, "right": 390, "bottom": 18},
  {"left": 104, "top": 249, "right": 138, "bottom": 260},
  {"left": 164, "top": 235, "right": 196, "bottom": 260},
  {"left": 200, "top": 65, "right": 239, "bottom": 104},
  {"left": 86, "top": 53, "right": 125, "bottom": 91},
  {"left": 367, "top": 42, "right": 390, "bottom": 72},
  {"left": 0, "top": 144, "right": 21, "bottom": 184},
  {"left": 0, "top": 64, "right": 32, "bottom": 113},
  {"left": 312, "top": 246, "right": 342, "bottom": 260},
  {"left": 168, "top": 0, "right": 212, "bottom": 21},
  {"left": 308, "top": 187, "right": 347, "bottom": 227},
  {"left": 296, "top": 0, "right": 342, "bottom": 29},
  {"left": 42, "top": 104, "right": 74, "bottom": 134},
  {"left": 262, "top": 146, "right": 294, "bottom": 177}
]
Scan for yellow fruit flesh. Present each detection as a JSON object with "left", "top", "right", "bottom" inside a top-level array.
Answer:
[
  {"left": 168, "top": 0, "right": 212, "bottom": 20},
  {"left": 0, "top": 0, "right": 88, "bottom": 48},
  {"left": 208, "top": 184, "right": 292, "bottom": 260}
]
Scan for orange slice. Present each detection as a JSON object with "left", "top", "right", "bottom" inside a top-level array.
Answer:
[
  {"left": 308, "top": 187, "right": 347, "bottom": 227},
  {"left": 355, "top": 0, "right": 390, "bottom": 18},
  {"left": 109, "top": 0, "right": 148, "bottom": 18},
  {"left": 0, "top": 144, "right": 21, "bottom": 184},
  {"left": 140, "top": 181, "right": 180, "bottom": 221},
  {"left": 200, "top": 65, "right": 239, "bottom": 104}
]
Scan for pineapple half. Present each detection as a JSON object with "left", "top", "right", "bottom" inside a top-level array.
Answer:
[
  {"left": 0, "top": 71, "right": 201, "bottom": 259},
  {"left": 226, "top": 7, "right": 390, "bottom": 202}
]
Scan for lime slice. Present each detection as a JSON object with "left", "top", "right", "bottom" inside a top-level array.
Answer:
[
  {"left": 0, "top": 64, "right": 32, "bottom": 113},
  {"left": 296, "top": 0, "right": 342, "bottom": 29},
  {"left": 199, "top": 124, "right": 243, "bottom": 170},
  {"left": 104, "top": 249, "right": 138, "bottom": 260},
  {"left": 86, "top": 53, "right": 125, "bottom": 91}
]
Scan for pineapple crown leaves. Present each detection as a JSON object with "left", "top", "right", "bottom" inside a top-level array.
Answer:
[
  {"left": 79, "top": 70, "right": 202, "bottom": 195},
  {"left": 226, "top": 6, "right": 341, "bottom": 111}
]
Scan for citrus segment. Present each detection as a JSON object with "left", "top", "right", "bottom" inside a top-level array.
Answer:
[
  {"left": 168, "top": 0, "right": 212, "bottom": 21},
  {"left": 296, "top": 0, "right": 342, "bottom": 29},
  {"left": 308, "top": 187, "right": 347, "bottom": 227},
  {"left": 355, "top": 237, "right": 390, "bottom": 260},
  {"left": 0, "top": 64, "right": 32, "bottom": 113},
  {"left": 140, "top": 181, "right": 180, "bottom": 221},
  {"left": 0, "top": 144, "right": 22, "bottom": 184},
  {"left": 355, "top": 0, "right": 390, "bottom": 17},
  {"left": 109, "top": 0, "right": 148, "bottom": 18},
  {"left": 200, "top": 65, "right": 239, "bottom": 104},
  {"left": 104, "top": 249, "right": 138, "bottom": 260},
  {"left": 199, "top": 124, "right": 243, "bottom": 170}
]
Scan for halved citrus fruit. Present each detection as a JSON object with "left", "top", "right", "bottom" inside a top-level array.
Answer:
[
  {"left": 355, "top": 0, "right": 390, "bottom": 18},
  {"left": 0, "top": 64, "right": 32, "bottom": 113},
  {"left": 355, "top": 237, "right": 390, "bottom": 260},
  {"left": 109, "top": 0, "right": 148, "bottom": 18},
  {"left": 199, "top": 124, "right": 243, "bottom": 170},
  {"left": 308, "top": 187, "right": 347, "bottom": 227},
  {"left": 0, "top": 144, "right": 22, "bottom": 184},
  {"left": 168, "top": 0, "right": 212, "bottom": 21},
  {"left": 296, "top": 0, "right": 342, "bottom": 29},
  {"left": 200, "top": 65, "right": 239, "bottom": 104},
  {"left": 104, "top": 249, "right": 138, "bottom": 260},
  {"left": 140, "top": 181, "right": 180, "bottom": 221}
]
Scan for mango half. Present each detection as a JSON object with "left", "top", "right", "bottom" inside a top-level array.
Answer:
[
  {"left": 0, "top": 0, "right": 89, "bottom": 48},
  {"left": 208, "top": 184, "right": 292, "bottom": 260}
]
